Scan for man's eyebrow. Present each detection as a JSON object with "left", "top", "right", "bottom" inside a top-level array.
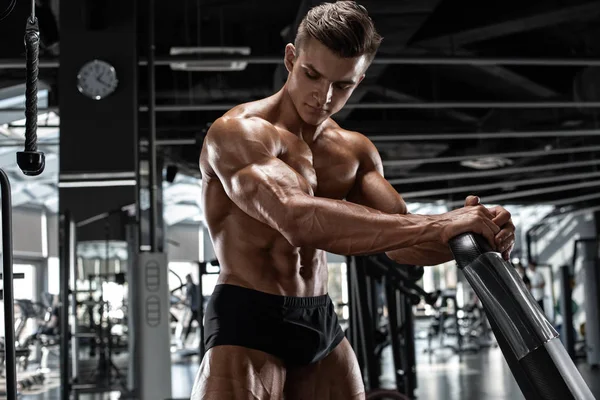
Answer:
[{"left": 303, "top": 63, "right": 357, "bottom": 85}]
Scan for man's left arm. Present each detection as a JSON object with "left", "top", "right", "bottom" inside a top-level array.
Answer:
[{"left": 345, "top": 135, "right": 515, "bottom": 265}]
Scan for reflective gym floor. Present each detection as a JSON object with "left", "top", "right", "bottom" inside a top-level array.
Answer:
[{"left": 19, "top": 334, "right": 600, "bottom": 400}]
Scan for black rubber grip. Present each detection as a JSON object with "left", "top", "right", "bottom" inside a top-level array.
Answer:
[{"left": 448, "top": 232, "right": 494, "bottom": 269}]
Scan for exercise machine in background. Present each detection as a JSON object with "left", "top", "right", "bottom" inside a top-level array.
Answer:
[
  {"left": 346, "top": 254, "right": 439, "bottom": 398},
  {"left": 424, "top": 286, "right": 495, "bottom": 356},
  {"left": 571, "top": 238, "right": 600, "bottom": 369},
  {"left": 169, "top": 258, "right": 219, "bottom": 360}
]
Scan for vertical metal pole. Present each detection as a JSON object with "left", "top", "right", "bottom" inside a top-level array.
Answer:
[
  {"left": 125, "top": 223, "right": 139, "bottom": 395},
  {"left": 134, "top": 139, "right": 142, "bottom": 248},
  {"left": 134, "top": 0, "right": 142, "bottom": 251},
  {"left": 455, "top": 295, "right": 462, "bottom": 352},
  {"left": 560, "top": 265, "right": 576, "bottom": 359},
  {"left": 526, "top": 230, "right": 534, "bottom": 264},
  {"left": 350, "top": 260, "right": 368, "bottom": 386},
  {"left": 60, "top": 211, "right": 71, "bottom": 400},
  {"left": 147, "top": 0, "right": 158, "bottom": 252},
  {"left": 355, "top": 257, "right": 379, "bottom": 390},
  {"left": 403, "top": 283, "right": 417, "bottom": 397},
  {"left": 198, "top": 261, "right": 205, "bottom": 360},
  {"left": 346, "top": 256, "right": 361, "bottom": 368},
  {"left": 384, "top": 278, "right": 403, "bottom": 393},
  {"left": 0, "top": 170, "right": 17, "bottom": 400},
  {"left": 70, "top": 217, "right": 79, "bottom": 386}
]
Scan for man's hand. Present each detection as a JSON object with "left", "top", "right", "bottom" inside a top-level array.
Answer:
[{"left": 464, "top": 195, "right": 515, "bottom": 261}]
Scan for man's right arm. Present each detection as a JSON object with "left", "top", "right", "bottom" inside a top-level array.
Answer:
[{"left": 204, "top": 117, "right": 499, "bottom": 255}]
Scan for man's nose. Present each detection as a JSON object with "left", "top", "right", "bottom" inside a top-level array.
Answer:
[{"left": 313, "top": 83, "right": 333, "bottom": 106}]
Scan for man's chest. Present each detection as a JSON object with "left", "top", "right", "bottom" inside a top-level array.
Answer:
[{"left": 279, "top": 138, "right": 359, "bottom": 200}]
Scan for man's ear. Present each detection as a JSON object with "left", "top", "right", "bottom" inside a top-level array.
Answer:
[{"left": 284, "top": 43, "right": 296, "bottom": 73}]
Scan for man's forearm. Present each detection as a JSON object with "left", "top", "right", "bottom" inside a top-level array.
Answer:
[
  {"left": 288, "top": 196, "right": 442, "bottom": 255},
  {"left": 385, "top": 242, "right": 454, "bottom": 266}
]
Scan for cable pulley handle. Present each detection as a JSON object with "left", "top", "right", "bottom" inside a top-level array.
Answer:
[{"left": 17, "top": 13, "right": 45, "bottom": 176}]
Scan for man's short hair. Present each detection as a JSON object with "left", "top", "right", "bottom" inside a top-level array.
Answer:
[{"left": 294, "top": 1, "right": 383, "bottom": 65}]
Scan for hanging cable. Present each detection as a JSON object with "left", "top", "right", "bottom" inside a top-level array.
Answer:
[
  {"left": 17, "top": 0, "right": 45, "bottom": 176},
  {"left": 0, "top": 0, "right": 17, "bottom": 22}
]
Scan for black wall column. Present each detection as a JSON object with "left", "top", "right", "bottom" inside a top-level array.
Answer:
[{"left": 58, "top": 0, "right": 138, "bottom": 240}]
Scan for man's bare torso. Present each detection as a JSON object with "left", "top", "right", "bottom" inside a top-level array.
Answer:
[{"left": 200, "top": 96, "right": 366, "bottom": 297}]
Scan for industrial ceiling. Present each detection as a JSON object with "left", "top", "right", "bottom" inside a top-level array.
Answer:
[{"left": 1, "top": 0, "right": 600, "bottom": 225}]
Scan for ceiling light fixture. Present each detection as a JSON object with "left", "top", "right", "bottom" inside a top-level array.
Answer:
[{"left": 169, "top": 46, "right": 251, "bottom": 72}]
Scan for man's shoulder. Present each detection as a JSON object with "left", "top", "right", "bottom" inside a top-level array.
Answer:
[
  {"left": 325, "top": 121, "right": 370, "bottom": 147},
  {"left": 325, "top": 122, "right": 378, "bottom": 158},
  {"left": 208, "top": 107, "right": 278, "bottom": 144},
  {"left": 200, "top": 105, "right": 280, "bottom": 174}
]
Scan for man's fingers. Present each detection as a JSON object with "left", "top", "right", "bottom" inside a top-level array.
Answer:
[
  {"left": 464, "top": 195, "right": 480, "bottom": 207},
  {"left": 496, "top": 231, "right": 515, "bottom": 252},
  {"left": 490, "top": 206, "right": 512, "bottom": 227},
  {"left": 502, "top": 242, "right": 515, "bottom": 261},
  {"left": 480, "top": 218, "right": 500, "bottom": 250},
  {"left": 477, "top": 205, "right": 496, "bottom": 220},
  {"left": 481, "top": 224, "right": 498, "bottom": 251}
]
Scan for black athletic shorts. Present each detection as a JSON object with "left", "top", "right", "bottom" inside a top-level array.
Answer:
[{"left": 204, "top": 284, "right": 345, "bottom": 366}]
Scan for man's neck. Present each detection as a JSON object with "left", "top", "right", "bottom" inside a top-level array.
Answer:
[{"left": 274, "top": 86, "right": 326, "bottom": 144}]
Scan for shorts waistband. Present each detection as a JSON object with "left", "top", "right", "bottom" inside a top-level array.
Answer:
[{"left": 212, "top": 284, "right": 330, "bottom": 308}]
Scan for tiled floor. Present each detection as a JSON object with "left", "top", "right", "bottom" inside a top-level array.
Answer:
[{"left": 14, "top": 338, "right": 600, "bottom": 399}]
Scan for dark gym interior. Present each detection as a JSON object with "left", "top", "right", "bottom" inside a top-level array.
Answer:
[{"left": 1, "top": 0, "right": 600, "bottom": 399}]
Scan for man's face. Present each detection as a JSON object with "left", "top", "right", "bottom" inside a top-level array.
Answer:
[{"left": 284, "top": 37, "right": 368, "bottom": 126}]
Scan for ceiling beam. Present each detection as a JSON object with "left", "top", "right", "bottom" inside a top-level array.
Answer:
[
  {"left": 9, "top": 55, "right": 600, "bottom": 70},
  {"left": 547, "top": 192, "right": 600, "bottom": 207},
  {"left": 445, "top": 179, "right": 600, "bottom": 207},
  {"left": 416, "top": 48, "right": 558, "bottom": 98},
  {"left": 273, "top": 0, "right": 316, "bottom": 91},
  {"left": 382, "top": 144, "right": 600, "bottom": 167},
  {"left": 363, "top": 0, "right": 440, "bottom": 15},
  {"left": 404, "top": 4, "right": 596, "bottom": 101},
  {"left": 400, "top": 170, "right": 600, "bottom": 199},
  {"left": 414, "top": 1, "right": 600, "bottom": 48},
  {"left": 335, "top": 0, "right": 443, "bottom": 120},
  {"left": 132, "top": 100, "right": 600, "bottom": 113},
  {"left": 370, "top": 128, "right": 600, "bottom": 141},
  {"left": 369, "top": 84, "right": 479, "bottom": 124},
  {"left": 387, "top": 159, "right": 600, "bottom": 185}
]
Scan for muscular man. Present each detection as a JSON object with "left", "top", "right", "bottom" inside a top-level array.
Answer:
[{"left": 192, "top": 2, "right": 515, "bottom": 399}]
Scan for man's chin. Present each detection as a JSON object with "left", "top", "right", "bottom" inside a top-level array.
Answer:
[{"left": 301, "top": 112, "right": 329, "bottom": 126}]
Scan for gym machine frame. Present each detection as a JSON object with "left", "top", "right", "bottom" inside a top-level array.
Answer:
[
  {"left": 571, "top": 238, "right": 600, "bottom": 368},
  {"left": 1, "top": 170, "right": 18, "bottom": 399},
  {"left": 347, "top": 255, "right": 422, "bottom": 397}
]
